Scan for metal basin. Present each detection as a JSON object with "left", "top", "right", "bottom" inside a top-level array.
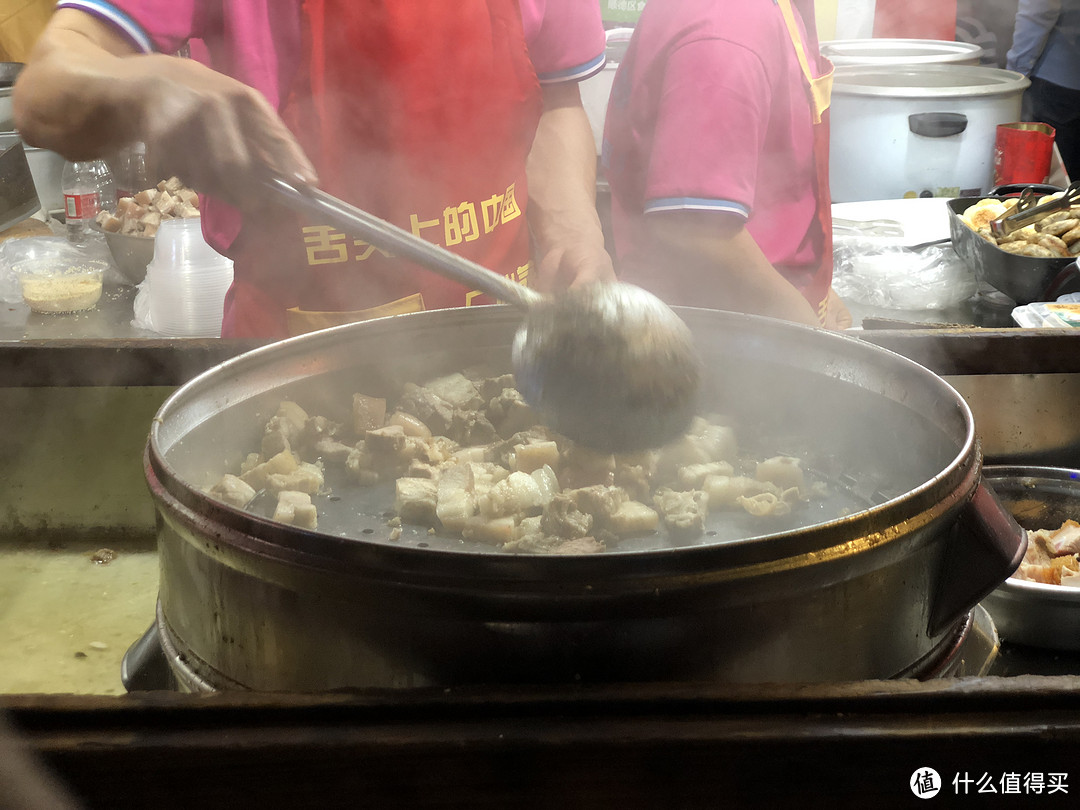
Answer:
[
  {"left": 98, "top": 227, "right": 154, "bottom": 285},
  {"left": 981, "top": 465, "right": 1080, "bottom": 650}
]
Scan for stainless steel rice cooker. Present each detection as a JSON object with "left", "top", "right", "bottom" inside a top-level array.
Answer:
[{"left": 829, "top": 65, "right": 1029, "bottom": 202}]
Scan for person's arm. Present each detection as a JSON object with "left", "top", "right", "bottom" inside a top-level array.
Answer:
[
  {"left": 525, "top": 80, "right": 615, "bottom": 292},
  {"left": 627, "top": 209, "right": 822, "bottom": 327},
  {"left": 1006, "top": 0, "right": 1062, "bottom": 74},
  {"left": 14, "top": 9, "right": 315, "bottom": 208}
]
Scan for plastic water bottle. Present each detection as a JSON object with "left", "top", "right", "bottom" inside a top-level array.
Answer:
[
  {"left": 111, "top": 142, "right": 149, "bottom": 200},
  {"left": 61, "top": 159, "right": 116, "bottom": 244}
]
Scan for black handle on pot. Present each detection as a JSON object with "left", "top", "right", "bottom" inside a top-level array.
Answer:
[
  {"left": 927, "top": 482, "right": 1027, "bottom": 638},
  {"left": 120, "top": 623, "right": 174, "bottom": 691},
  {"left": 1041, "top": 261, "right": 1080, "bottom": 301},
  {"left": 908, "top": 112, "right": 968, "bottom": 138}
]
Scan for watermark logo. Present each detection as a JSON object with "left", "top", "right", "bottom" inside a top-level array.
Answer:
[
  {"left": 909, "top": 769, "right": 1069, "bottom": 798},
  {"left": 912, "top": 768, "right": 942, "bottom": 799}
]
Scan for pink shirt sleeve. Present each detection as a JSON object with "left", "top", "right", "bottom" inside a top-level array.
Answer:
[
  {"left": 56, "top": 0, "right": 301, "bottom": 111},
  {"left": 645, "top": 36, "right": 771, "bottom": 214},
  {"left": 519, "top": 0, "right": 606, "bottom": 82},
  {"left": 55, "top": 0, "right": 200, "bottom": 55}
]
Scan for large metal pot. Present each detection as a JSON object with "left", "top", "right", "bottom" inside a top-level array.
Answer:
[{"left": 144, "top": 307, "right": 1024, "bottom": 690}]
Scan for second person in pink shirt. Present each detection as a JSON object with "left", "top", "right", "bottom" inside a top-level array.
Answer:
[{"left": 603, "top": 0, "right": 850, "bottom": 329}]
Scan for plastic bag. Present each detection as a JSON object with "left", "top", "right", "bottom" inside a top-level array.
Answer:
[
  {"left": 832, "top": 234, "right": 978, "bottom": 311},
  {"left": 132, "top": 275, "right": 155, "bottom": 331}
]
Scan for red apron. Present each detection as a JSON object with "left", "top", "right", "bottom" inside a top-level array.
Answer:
[
  {"left": 779, "top": 0, "right": 834, "bottom": 324},
  {"left": 222, "top": 0, "right": 542, "bottom": 338}
]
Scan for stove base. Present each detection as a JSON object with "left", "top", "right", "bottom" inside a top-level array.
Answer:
[{"left": 122, "top": 602, "right": 1000, "bottom": 693}]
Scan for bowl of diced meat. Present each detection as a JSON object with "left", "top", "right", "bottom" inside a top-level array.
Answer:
[
  {"left": 94, "top": 176, "right": 200, "bottom": 284},
  {"left": 980, "top": 466, "right": 1080, "bottom": 651}
]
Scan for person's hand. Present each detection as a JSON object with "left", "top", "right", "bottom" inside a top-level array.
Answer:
[
  {"left": 823, "top": 287, "right": 854, "bottom": 330},
  {"left": 13, "top": 10, "right": 317, "bottom": 212},
  {"left": 131, "top": 55, "right": 317, "bottom": 209},
  {"left": 532, "top": 239, "right": 616, "bottom": 292}
]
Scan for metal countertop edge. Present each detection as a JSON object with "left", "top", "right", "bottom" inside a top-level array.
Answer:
[
  {"left": 0, "top": 338, "right": 269, "bottom": 387},
  {"left": 856, "top": 328, "right": 1080, "bottom": 376},
  {"left": 0, "top": 328, "right": 1079, "bottom": 388}
]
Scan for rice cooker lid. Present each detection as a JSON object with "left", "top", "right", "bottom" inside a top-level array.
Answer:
[
  {"left": 821, "top": 38, "right": 984, "bottom": 66},
  {"left": 831, "top": 65, "right": 1030, "bottom": 100}
]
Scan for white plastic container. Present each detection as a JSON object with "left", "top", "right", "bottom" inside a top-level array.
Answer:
[
  {"left": 16, "top": 257, "right": 107, "bottom": 313},
  {"left": 829, "top": 65, "right": 1029, "bottom": 202},
  {"left": 821, "top": 39, "right": 984, "bottom": 67},
  {"left": 146, "top": 218, "right": 233, "bottom": 337}
]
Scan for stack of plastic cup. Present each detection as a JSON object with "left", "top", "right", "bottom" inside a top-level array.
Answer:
[{"left": 147, "top": 218, "right": 234, "bottom": 337}]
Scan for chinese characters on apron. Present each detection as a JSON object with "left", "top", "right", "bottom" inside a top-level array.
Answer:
[{"left": 222, "top": 0, "right": 542, "bottom": 337}]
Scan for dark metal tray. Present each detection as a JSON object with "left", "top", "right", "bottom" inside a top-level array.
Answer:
[{"left": 947, "top": 189, "right": 1080, "bottom": 304}]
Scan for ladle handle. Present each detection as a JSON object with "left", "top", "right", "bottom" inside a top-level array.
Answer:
[{"left": 263, "top": 174, "right": 543, "bottom": 310}]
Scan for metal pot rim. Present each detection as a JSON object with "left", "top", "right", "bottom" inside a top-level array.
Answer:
[{"left": 146, "top": 306, "right": 979, "bottom": 574}]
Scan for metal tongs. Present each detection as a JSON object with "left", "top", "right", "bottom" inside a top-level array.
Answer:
[{"left": 989, "top": 180, "right": 1080, "bottom": 238}]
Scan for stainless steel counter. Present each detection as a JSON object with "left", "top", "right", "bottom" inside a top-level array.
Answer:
[
  {"left": 0, "top": 203, "right": 1007, "bottom": 339},
  {"left": 0, "top": 280, "right": 157, "bottom": 341},
  {"left": 0, "top": 223, "right": 1039, "bottom": 362}
]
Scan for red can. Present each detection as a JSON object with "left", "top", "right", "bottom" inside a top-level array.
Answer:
[{"left": 993, "top": 122, "right": 1056, "bottom": 186}]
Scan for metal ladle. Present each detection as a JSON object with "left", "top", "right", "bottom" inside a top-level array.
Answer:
[{"left": 264, "top": 174, "right": 701, "bottom": 452}]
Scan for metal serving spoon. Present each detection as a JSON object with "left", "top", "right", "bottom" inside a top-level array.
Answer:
[{"left": 264, "top": 174, "right": 701, "bottom": 452}]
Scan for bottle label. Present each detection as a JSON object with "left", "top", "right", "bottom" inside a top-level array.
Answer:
[{"left": 64, "top": 192, "right": 100, "bottom": 222}]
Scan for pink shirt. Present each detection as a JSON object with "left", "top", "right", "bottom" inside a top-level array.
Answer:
[
  {"left": 57, "top": 0, "right": 604, "bottom": 95},
  {"left": 56, "top": 0, "right": 605, "bottom": 255},
  {"left": 603, "top": 0, "right": 823, "bottom": 279}
]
